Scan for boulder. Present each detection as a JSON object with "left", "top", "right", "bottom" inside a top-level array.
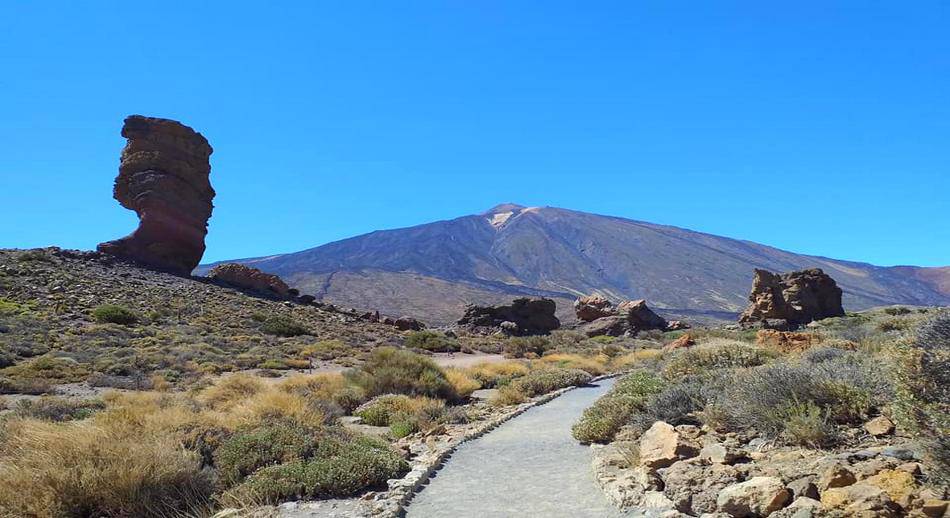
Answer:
[
  {"left": 820, "top": 483, "right": 897, "bottom": 517},
  {"left": 457, "top": 297, "right": 559, "bottom": 336},
  {"left": 862, "top": 469, "right": 917, "bottom": 509},
  {"left": 579, "top": 315, "right": 632, "bottom": 337},
  {"left": 665, "top": 334, "right": 695, "bottom": 351},
  {"left": 662, "top": 459, "right": 742, "bottom": 515},
  {"left": 699, "top": 442, "right": 739, "bottom": 464},
  {"left": 863, "top": 416, "right": 895, "bottom": 437},
  {"left": 638, "top": 421, "right": 698, "bottom": 469},
  {"left": 716, "top": 476, "right": 791, "bottom": 517},
  {"left": 818, "top": 464, "right": 856, "bottom": 491},
  {"left": 574, "top": 294, "right": 614, "bottom": 322},
  {"left": 98, "top": 115, "right": 214, "bottom": 274},
  {"left": 738, "top": 269, "right": 845, "bottom": 327},
  {"left": 393, "top": 316, "right": 426, "bottom": 331},
  {"left": 921, "top": 499, "right": 949, "bottom": 518},
  {"left": 207, "top": 263, "right": 291, "bottom": 298},
  {"left": 618, "top": 299, "right": 668, "bottom": 329}
]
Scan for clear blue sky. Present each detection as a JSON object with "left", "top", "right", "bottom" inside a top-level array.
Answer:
[{"left": 1, "top": 1, "right": 947, "bottom": 266}]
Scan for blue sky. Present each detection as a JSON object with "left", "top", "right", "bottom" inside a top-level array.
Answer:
[{"left": 1, "top": 1, "right": 947, "bottom": 266}]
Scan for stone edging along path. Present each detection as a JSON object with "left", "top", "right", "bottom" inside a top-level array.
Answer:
[{"left": 367, "top": 373, "right": 623, "bottom": 517}]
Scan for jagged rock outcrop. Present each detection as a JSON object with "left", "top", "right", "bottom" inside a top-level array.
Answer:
[
  {"left": 457, "top": 297, "right": 560, "bottom": 336},
  {"left": 574, "top": 294, "right": 614, "bottom": 322},
  {"left": 739, "top": 268, "right": 845, "bottom": 327},
  {"left": 97, "top": 115, "right": 214, "bottom": 274},
  {"left": 575, "top": 296, "right": 684, "bottom": 337},
  {"left": 207, "top": 263, "right": 290, "bottom": 298}
]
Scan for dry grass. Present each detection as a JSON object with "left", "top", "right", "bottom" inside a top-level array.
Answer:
[
  {"left": 610, "top": 349, "right": 663, "bottom": 371},
  {"left": 463, "top": 360, "right": 529, "bottom": 388},
  {"left": 200, "top": 374, "right": 267, "bottom": 410},
  {"left": 444, "top": 368, "right": 481, "bottom": 398},
  {"left": 537, "top": 353, "right": 607, "bottom": 375},
  {"left": 0, "top": 418, "right": 212, "bottom": 518},
  {"left": 489, "top": 385, "right": 528, "bottom": 406}
]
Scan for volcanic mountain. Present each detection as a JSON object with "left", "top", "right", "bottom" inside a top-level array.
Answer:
[{"left": 198, "top": 204, "right": 950, "bottom": 324}]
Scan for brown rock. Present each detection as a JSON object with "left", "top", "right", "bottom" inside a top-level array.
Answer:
[
  {"left": 207, "top": 263, "right": 290, "bottom": 298},
  {"left": 457, "top": 297, "right": 559, "bottom": 336},
  {"left": 393, "top": 316, "right": 426, "bottom": 331},
  {"left": 617, "top": 299, "right": 668, "bottom": 330},
  {"left": 665, "top": 320, "right": 690, "bottom": 331},
  {"left": 717, "top": 476, "right": 792, "bottom": 517},
  {"left": 820, "top": 483, "right": 897, "bottom": 517},
  {"left": 863, "top": 469, "right": 917, "bottom": 509},
  {"left": 921, "top": 499, "right": 949, "bottom": 517},
  {"left": 818, "top": 465, "right": 857, "bottom": 490},
  {"left": 579, "top": 315, "right": 632, "bottom": 337},
  {"left": 638, "top": 421, "right": 698, "bottom": 469},
  {"left": 863, "top": 416, "right": 895, "bottom": 437},
  {"left": 574, "top": 294, "right": 614, "bottom": 322},
  {"left": 755, "top": 329, "right": 824, "bottom": 353},
  {"left": 665, "top": 333, "right": 695, "bottom": 351},
  {"left": 97, "top": 115, "right": 214, "bottom": 274},
  {"left": 738, "top": 268, "right": 845, "bottom": 327}
]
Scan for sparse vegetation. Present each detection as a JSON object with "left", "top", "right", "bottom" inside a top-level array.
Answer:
[
  {"left": 346, "top": 347, "right": 459, "bottom": 402},
  {"left": 91, "top": 304, "right": 139, "bottom": 325},
  {"left": 404, "top": 330, "right": 460, "bottom": 352},
  {"left": 260, "top": 315, "right": 310, "bottom": 337},
  {"left": 572, "top": 371, "right": 664, "bottom": 444}
]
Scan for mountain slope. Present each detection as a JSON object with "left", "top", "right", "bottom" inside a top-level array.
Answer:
[{"left": 198, "top": 204, "right": 950, "bottom": 324}]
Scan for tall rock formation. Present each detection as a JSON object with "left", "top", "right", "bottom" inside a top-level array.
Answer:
[
  {"left": 739, "top": 268, "right": 845, "bottom": 327},
  {"left": 457, "top": 297, "right": 560, "bottom": 336},
  {"left": 97, "top": 115, "right": 214, "bottom": 274}
]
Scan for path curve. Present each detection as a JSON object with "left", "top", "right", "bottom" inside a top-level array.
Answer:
[{"left": 405, "top": 378, "right": 622, "bottom": 518}]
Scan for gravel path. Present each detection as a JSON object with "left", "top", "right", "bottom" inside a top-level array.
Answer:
[{"left": 406, "top": 378, "right": 623, "bottom": 518}]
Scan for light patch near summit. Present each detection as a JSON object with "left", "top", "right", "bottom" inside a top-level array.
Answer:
[{"left": 489, "top": 211, "right": 514, "bottom": 228}]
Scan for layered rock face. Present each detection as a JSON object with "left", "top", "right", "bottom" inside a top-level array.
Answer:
[
  {"left": 739, "top": 268, "right": 845, "bottom": 327},
  {"left": 574, "top": 295, "right": 684, "bottom": 337},
  {"left": 97, "top": 115, "right": 214, "bottom": 274},
  {"left": 456, "top": 297, "right": 560, "bottom": 336},
  {"left": 208, "top": 263, "right": 290, "bottom": 298}
]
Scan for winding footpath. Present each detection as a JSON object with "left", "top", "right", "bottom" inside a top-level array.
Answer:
[{"left": 406, "top": 378, "right": 623, "bottom": 518}]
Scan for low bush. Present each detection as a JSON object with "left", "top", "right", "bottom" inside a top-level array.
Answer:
[
  {"left": 610, "top": 349, "right": 663, "bottom": 371},
  {"left": 0, "top": 376, "right": 52, "bottom": 395},
  {"left": 464, "top": 361, "right": 529, "bottom": 388},
  {"left": 260, "top": 316, "right": 310, "bottom": 337},
  {"left": 509, "top": 368, "right": 592, "bottom": 397},
  {"left": 503, "top": 336, "right": 551, "bottom": 358},
  {"left": 884, "top": 306, "right": 912, "bottom": 316},
  {"left": 780, "top": 401, "right": 835, "bottom": 447},
  {"left": 345, "top": 348, "right": 459, "bottom": 402},
  {"left": 572, "top": 371, "right": 664, "bottom": 444},
  {"left": 13, "top": 397, "right": 105, "bottom": 422},
  {"left": 629, "top": 379, "right": 706, "bottom": 433},
  {"left": 404, "top": 331, "right": 460, "bottom": 352},
  {"left": 280, "top": 373, "right": 365, "bottom": 414},
  {"left": 663, "top": 340, "right": 775, "bottom": 380},
  {"left": 489, "top": 384, "right": 528, "bottom": 406},
  {"left": 892, "top": 311, "right": 950, "bottom": 486},
  {"left": 91, "top": 304, "right": 139, "bottom": 325},
  {"left": 200, "top": 374, "right": 267, "bottom": 409},
  {"left": 223, "top": 430, "right": 407, "bottom": 503},
  {"left": 353, "top": 394, "right": 445, "bottom": 428},
  {"left": 215, "top": 422, "right": 316, "bottom": 486}
]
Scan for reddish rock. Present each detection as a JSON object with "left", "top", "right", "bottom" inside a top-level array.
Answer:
[
  {"left": 97, "top": 115, "right": 214, "bottom": 274},
  {"left": 665, "top": 320, "right": 690, "bottom": 331},
  {"left": 207, "top": 263, "right": 290, "bottom": 298},
  {"left": 739, "top": 268, "right": 845, "bottom": 327},
  {"left": 665, "top": 333, "right": 695, "bottom": 351},
  {"left": 574, "top": 294, "right": 615, "bottom": 322},
  {"left": 755, "top": 329, "right": 825, "bottom": 353}
]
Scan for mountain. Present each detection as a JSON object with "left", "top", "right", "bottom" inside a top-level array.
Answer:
[{"left": 197, "top": 204, "right": 950, "bottom": 324}]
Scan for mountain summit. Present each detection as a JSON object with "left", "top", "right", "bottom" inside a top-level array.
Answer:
[{"left": 198, "top": 205, "right": 950, "bottom": 324}]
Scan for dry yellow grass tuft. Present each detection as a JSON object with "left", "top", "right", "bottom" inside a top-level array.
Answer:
[
  {"left": 444, "top": 368, "right": 482, "bottom": 398},
  {"left": 537, "top": 353, "right": 607, "bottom": 375},
  {"left": 199, "top": 373, "right": 267, "bottom": 409},
  {"left": 610, "top": 349, "right": 663, "bottom": 370},
  {"left": 463, "top": 360, "right": 530, "bottom": 388},
  {"left": 0, "top": 418, "right": 211, "bottom": 518}
]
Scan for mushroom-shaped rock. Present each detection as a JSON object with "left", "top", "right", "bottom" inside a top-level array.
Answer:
[{"left": 97, "top": 115, "right": 214, "bottom": 274}]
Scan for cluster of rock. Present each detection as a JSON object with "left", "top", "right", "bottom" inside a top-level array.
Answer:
[
  {"left": 739, "top": 268, "right": 845, "bottom": 329},
  {"left": 456, "top": 297, "right": 560, "bottom": 336},
  {"left": 592, "top": 419, "right": 947, "bottom": 517},
  {"left": 97, "top": 115, "right": 215, "bottom": 275},
  {"left": 573, "top": 294, "right": 688, "bottom": 337},
  {"left": 207, "top": 263, "right": 292, "bottom": 298}
]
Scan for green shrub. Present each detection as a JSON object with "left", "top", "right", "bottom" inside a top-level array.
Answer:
[
  {"left": 708, "top": 354, "right": 890, "bottom": 441},
  {"left": 260, "top": 316, "right": 310, "bottom": 337},
  {"left": 503, "top": 336, "right": 551, "bottom": 358},
  {"left": 509, "top": 368, "right": 592, "bottom": 397},
  {"left": 224, "top": 432, "right": 408, "bottom": 503},
  {"left": 214, "top": 422, "right": 315, "bottom": 486},
  {"left": 663, "top": 340, "right": 775, "bottom": 380},
  {"left": 404, "top": 331, "right": 460, "bottom": 352},
  {"left": 91, "top": 304, "right": 139, "bottom": 325},
  {"left": 780, "top": 400, "right": 835, "bottom": 447},
  {"left": 893, "top": 312, "right": 950, "bottom": 486},
  {"left": 572, "top": 372, "right": 664, "bottom": 444},
  {"left": 884, "top": 307, "right": 912, "bottom": 316},
  {"left": 629, "top": 379, "right": 707, "bottom": 433},
  {"left": 345, "top": 347, "right": 459, "bottom": 402},
  {"left": 13, "top": 397, "right": 105, "bottom": 422}
]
